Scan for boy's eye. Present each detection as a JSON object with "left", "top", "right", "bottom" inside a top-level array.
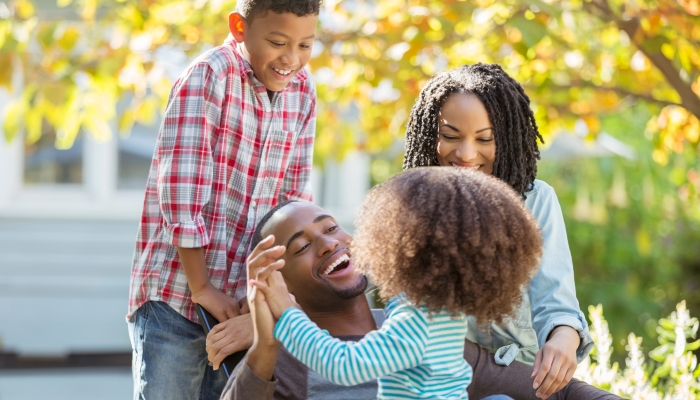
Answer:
[
  {"left": 300, "top": 44, "right": 312, "bottom": 50},
  {"left": 268, "top": 41, "right": 284, "bottom": 47}
]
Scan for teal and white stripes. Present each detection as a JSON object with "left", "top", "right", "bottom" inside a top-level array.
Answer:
[{"left": 273, "top": 298, "right": 472, "bottom": 399}]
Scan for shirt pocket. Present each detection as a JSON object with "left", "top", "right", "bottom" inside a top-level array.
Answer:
[{"left": 261, "top": 130, "right": 295, "bottom": 179}]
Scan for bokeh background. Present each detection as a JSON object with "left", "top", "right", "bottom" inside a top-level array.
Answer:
[{"left": 0, "top": 0, "right": 699, "bottom": 398}]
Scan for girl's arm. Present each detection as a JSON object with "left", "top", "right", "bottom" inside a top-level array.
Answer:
[{"left": 273, "top": 306, "right": 428, "bottom": 386}]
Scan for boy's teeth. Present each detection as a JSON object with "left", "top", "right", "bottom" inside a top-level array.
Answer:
[
  {"left": 323, "top": 254, "right": 350, "bottom": 275},
  {"left": 273, "top": 67, "right": 292, "bottom": 75}
]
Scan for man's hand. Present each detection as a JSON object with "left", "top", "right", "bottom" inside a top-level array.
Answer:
[
  {"left": 531, "top": 326, "right": 580, "bottom": 399},
  {"left": 191, "top": 285, "right": 240, "bottom": 323},
  {"left": 206, "top": 313, "right": 254, "bottom": 370}
]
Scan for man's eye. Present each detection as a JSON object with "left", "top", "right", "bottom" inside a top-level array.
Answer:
[
  {"left": 268, "top": 41, "right": 284, "bottom": 47},
  {"left": 326, "top": 226, "right": 338, "bottom": 233},
  {"left": 294, "top": 243, "right": 310, "bottom": 255}
]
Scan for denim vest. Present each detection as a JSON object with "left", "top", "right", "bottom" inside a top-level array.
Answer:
[{"left": 465, "top": 180, "right": 594, "bottom": 366}]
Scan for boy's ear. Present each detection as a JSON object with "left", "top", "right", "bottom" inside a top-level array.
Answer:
[{"left": 228, "top": 12, "right": 246, "bottom": 43}]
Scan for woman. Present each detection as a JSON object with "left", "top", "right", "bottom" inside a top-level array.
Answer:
[{"left": 403, "top": 63, "right": 594, "bottom": 399}]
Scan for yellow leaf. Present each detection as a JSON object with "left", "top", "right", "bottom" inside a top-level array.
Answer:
[
  {"left": 635, "top": 229, "right": 651, "bottom": 257},
  {"left": 2, "top": 100, "right": 26, "bottom": 143},
  {"left": 24, "top": 106, "right": 42, "bottom": 144},
  {"left": 15, "top": 0, "right": 35, "bottom": 19}
]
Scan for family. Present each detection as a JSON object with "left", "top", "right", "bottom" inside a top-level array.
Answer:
[{"left": 127, "top": 0, "right": 622, "bottom": 399}]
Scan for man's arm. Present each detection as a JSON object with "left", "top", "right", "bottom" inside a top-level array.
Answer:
[{"left": 219, "top": 347, "right": 280, "bottom": 400}]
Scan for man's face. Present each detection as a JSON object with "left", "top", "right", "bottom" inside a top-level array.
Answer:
[
  {"left": 234, "top": 11, "right": 317, "bottom": 92},
  {"left": 262, "top": 202, "right": 368, "bottom": 310}
]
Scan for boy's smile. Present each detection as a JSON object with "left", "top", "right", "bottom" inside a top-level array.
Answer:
[{"left": 230, "top": 11, "right": 317, "bottom": 93}]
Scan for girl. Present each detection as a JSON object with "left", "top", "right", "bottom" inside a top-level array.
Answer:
[
  {"left": 403, "top": 63, "right": 593, "bottom": 399},
  {"left": 252, "top": 167, "right": 543, "bottom": 399}
]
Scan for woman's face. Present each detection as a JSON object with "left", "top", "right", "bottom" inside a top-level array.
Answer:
[{"left": 435, "top": 93, "right": 496, "bottom": 175}]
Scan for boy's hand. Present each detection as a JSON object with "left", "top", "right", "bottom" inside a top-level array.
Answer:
[
  {"left": 531, "top": 326, "right": 580, "bottom": 399},
  {"left": 206, "top": 313, "right": 253, "bottom": 370},
  {"left": 191, "top": 285, "right": 240, "bottom": 323},
  {"left": 251, "top": 270, "right": 296, "bottom": 319}
]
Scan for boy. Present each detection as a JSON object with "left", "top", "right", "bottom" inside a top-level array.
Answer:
[{"left": 127, "top": 1, "right": 320, "bottom": 399}]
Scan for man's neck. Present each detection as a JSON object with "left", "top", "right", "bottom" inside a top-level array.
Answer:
[{"left": 304, "top": 295, "right": 377, "bottom": 337}]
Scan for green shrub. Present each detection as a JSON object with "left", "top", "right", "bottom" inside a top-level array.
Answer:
[{"left": 576, "top": 301, "right": 700, "bottom": 399}]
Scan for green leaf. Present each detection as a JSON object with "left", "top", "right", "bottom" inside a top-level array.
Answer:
[{"left": 508, "top": 14, "right": 548, "bottom": 48}]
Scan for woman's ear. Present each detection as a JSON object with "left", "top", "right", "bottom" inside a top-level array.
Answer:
[{"left": 228, "top": 12, "right": 246, "bottom": 42}]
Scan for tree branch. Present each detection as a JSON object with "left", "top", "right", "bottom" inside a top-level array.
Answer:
[
  {"left": 585, "top": 0, "right": 700, "bottom": 119},
  {"left": 528, "top": 83, "right": 683, "bottom": 109}
]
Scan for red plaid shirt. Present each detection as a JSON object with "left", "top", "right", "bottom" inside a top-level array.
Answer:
[{"left": 128, "top": 39, "right": 315, "bottom": 322}]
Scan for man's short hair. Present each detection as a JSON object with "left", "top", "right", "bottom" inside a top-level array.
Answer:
[
  {"left": 250, "top": 200, "right": 298, "bottom": 252},
  {"left": 236, "top": 0, "right": 322, "bottom": 23}
]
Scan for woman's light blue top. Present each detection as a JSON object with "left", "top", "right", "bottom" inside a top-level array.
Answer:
[
  {"left": 274, "top": 296, "right": 472, "bottom": 399},
  {"left": 466, "top": 179, "right": 594, "bottom": 365}
]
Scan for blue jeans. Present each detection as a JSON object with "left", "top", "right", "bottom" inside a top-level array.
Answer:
[{"left": 128, "top": 301, "right": 226, "bottom": 400}]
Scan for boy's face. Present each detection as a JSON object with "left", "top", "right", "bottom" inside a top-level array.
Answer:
[{"left": 230, "top": 11, "right": 317, "bottom": 93}]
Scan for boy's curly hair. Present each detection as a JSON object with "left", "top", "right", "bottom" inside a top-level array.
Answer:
[
  {"left": 236, "top": 0, "right": 322, "bottom": 22},
  {"left": 351, "top": 167, "right": 542, "bottom": 323},
  {"left": 403, "top": 63, "right": 544, "bottom": 198}
]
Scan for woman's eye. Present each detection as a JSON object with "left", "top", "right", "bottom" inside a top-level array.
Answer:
[
  {"left": 268, "top": 41, "right": 284, "bottom": 47},
  {"left": 326, "top": 225, "right": 338, "bottom": 233},
  {"left": 478, "top": 138, "right": 494, "bottom": 143},
  {"left": 300, "top": 44, "right": 312, "bottom": 49},
  {"left": 440, "top": 134, "right": 458, "bottom": 140}
]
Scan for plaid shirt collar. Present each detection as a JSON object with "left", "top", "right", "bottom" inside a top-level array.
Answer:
[{"left": 224, "top": 36, "right": 308, "bottom": 85}]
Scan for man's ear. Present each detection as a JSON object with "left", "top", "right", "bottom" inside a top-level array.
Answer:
[{"left": 228, "top": 12, "right": 246, "bottom": 43}]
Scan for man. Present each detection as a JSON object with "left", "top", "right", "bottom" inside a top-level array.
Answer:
[{"left": 211, "top": 200, "right": 619, "bottom": 400}]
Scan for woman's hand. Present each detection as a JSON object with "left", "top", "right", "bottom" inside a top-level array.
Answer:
[{"left": 531, "top": 325, "right": 580, "bottom": 399}]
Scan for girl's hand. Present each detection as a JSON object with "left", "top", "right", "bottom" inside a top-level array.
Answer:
[
  {"left": 531, "top": 326, "right": 580, "bottom": 399},
  {"left": 245, "top": 235, "right": 286, "bottom": 347},
  {"left": 251, "top": 271, "right": 296, "bottom": 319}
]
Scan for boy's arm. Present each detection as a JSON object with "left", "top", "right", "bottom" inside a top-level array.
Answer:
[
  {"left": 279, "top": 82, "right": 315, "bottom": 202},
  {"left": 157, "top": 62, "right": 237, "bottom": 321}
]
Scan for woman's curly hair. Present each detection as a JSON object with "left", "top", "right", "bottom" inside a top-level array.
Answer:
[
  {"left": 403, "top": 63, "right": 544, "bottom": 198},
  {"left": 351, "top": 167, "right": 542, "bottom": 323}
]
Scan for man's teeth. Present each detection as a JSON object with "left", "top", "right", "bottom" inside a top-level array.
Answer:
[
  {"left": 323, "top": 254, "right": 350, "bottom": 275},
  {"left": 451, "top": 163, "right": 480, "bottom": 170},
  {"left": 273, "top": 67, "right": 292, "bottom": 76}
]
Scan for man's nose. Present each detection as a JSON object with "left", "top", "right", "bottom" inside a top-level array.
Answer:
[
  {"left": 317, "top": 236, "right": 339, "bottom": 256},
  {"left": 455, "top": 140, "right": 477, "bottom": 161}
]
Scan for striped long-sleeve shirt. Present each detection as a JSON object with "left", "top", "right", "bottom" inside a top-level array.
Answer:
[{"left": 273, "top": 296, "right": 472, "bottom": 399}]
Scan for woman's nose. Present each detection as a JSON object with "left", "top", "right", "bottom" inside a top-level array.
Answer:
[{"left": 456, "top": 140, "right": 478, "bottom": 161}]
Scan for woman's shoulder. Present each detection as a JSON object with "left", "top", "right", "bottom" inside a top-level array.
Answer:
[{"left": 524, "top": 179, "right": 561, "bottom": 216}]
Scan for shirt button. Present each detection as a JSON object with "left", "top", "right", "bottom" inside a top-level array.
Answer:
[
  {"left": 251, "top": 200, "right": 257, "bottom": 208},
  {"left": 226, "top": 289, "right": 233, "bottom": 296}
]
